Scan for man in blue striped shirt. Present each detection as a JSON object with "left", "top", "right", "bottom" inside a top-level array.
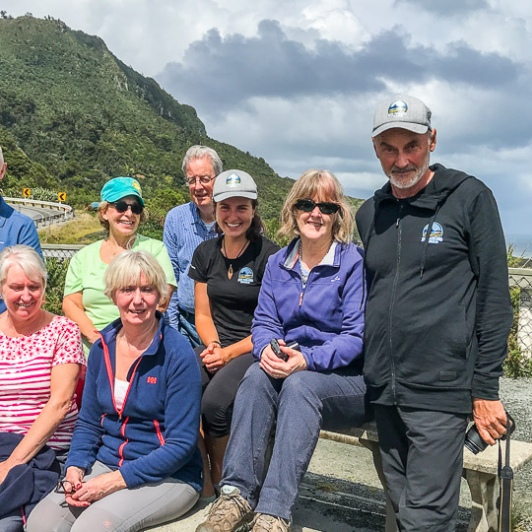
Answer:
[{"left": 163, "top": 146, "right": 222, "bottom": 347}]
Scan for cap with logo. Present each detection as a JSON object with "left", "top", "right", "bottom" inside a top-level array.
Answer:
[
  {"left": 213, "top": 170, "right": 258, "bottom": 202},
  {"left": 372, "top": 95, "right": 432, "bottom": 138},
  {"left": 100, "top": 177, "right": 144, "bottom": 206}
]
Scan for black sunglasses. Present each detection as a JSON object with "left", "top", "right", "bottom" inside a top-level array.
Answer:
[
  {"left": 109, "top": 200, "right": 143, "bottom": 215},
  {"left": 294, "top": 199, "right": 340, "bottom": 215}
]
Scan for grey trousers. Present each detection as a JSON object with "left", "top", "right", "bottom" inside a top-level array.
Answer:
[
  {"left": 26, "top": 460, "right": 199, "bottom": 532},
  {"left": 374, "top": 405, "right": 468, "bottom": 532}
]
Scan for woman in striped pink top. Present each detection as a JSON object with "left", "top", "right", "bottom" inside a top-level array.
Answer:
[{"left": 0, "top": 245, "right": 86, "bottom": 531}]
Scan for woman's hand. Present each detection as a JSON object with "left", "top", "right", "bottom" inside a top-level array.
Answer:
[
  {"left": 65, "top": 470, "right": 126, "bottom": 507},
  {"left": 0, "top": 460, "right": 14, "bottom": 485},
  {"left": 259, "top": 341, "right": 307, "bottom": 379},
  {"left": 200, "top": 343, "right": 230, "bottom": 373},
  {"left": 60, "top": 466, "right": 85, "bottom": 504}
]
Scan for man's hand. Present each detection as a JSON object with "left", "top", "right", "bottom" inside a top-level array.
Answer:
[{"left": 472, "top": 398, "right": 508, "bottom": 446}]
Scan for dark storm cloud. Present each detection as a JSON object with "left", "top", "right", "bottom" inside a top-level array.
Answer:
[
  {"left": 395, "top": 0, "right": 489, "bottom": 16},
  {"left": 156, "top": 20, "right": 520, "bottom": 112}
]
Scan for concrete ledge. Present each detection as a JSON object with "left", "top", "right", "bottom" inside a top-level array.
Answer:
[
  {"left": 320, "top": 423, "right": 532, "bottom": 475},
  {"left": 320, "top": 423, "right": 532, "bottom": 532}
]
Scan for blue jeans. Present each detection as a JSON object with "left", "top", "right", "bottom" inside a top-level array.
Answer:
[{"left": 222, "top": 362, "right": 369, "bottom": 520}]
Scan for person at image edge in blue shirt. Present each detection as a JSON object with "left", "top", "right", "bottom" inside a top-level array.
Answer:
[{"left": 0, "top": 146, "right": 43, "bottom": 314}]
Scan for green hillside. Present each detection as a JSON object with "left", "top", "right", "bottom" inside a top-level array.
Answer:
[
  {"left": 0, "top": 14, "right": 363, "bottom": 238},
  {"left": 0, "top": 15, "right": 298, "bottom": 219}
]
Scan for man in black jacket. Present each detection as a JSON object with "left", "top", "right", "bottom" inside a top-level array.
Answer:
[{"left": 356, "top": 95, "right": 513, "bottom": 531}]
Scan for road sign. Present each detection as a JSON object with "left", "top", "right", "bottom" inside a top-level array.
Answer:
[
  {"left": 58, "top": 192, "right": 67, "bottom": 202},
  {"left": 22, "top": 188, "right": 31, "bottom": 197}
]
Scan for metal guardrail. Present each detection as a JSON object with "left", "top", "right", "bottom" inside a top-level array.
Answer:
[
  {"left": 4, "top": 197, "right": 73, "bottom": 212},
  {"left": 5, "top": 197, "right": 74, "bottom": 229},
  {"left": 42, "top": 244, "right": 82, "bottom": 259}
]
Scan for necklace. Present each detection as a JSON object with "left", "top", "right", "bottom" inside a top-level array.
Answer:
[
  {"left": 105, "top": 236, "right": 136, "bottom": 259},
  {"left": 118, "top": 322, "right": 158, "bottom": 355},
  {"left": 222, "top": 238, "right": 249, "bottom": 280}
]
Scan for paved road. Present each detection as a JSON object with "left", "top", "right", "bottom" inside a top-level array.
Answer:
[
  {"left": 6, "top": 200, "right": 69, "bottom": 228},
  {"left": 9, "top": 203, "right": 51, "bottom": 222}
]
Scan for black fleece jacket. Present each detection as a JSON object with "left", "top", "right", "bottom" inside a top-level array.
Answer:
[{"left": 356, "top": 164, "right": 512, "bottom": 414}]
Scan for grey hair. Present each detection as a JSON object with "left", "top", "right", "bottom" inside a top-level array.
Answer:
[
  {"left": 0, "top": 245, "right": 47, "bottom": 293},
  {"left": 104, "top": 250, "right": 168, "bottom": 302},
  {"left": 181, "top": 145, "right": 223, "bottom": 179}
]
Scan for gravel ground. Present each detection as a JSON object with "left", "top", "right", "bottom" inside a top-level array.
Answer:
[{"left": 499, "top": 376, "right": 532, "bottom": 528}]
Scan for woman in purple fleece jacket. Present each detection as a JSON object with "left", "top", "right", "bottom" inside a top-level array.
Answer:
[
  {"left": 197, "top": 170, "right": 371, "bottom": 532},
  {"left": 28, "top": 251, "right": 202, "bottom": 532}
]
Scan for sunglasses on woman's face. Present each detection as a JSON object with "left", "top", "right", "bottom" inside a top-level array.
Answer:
[
  {"left": 294, "top": 199, "right": 340, "bottom": 215},
  {"left": 109, "top": 200, "right": 143, "bottom": 215}
]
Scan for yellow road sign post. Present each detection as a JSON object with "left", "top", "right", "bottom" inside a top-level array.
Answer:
[
  {"left": 22, "top": 188, "right": 31, "bottom": 197},
  {"left": 57, "top": 192, "right": 67, "bottom": 202}
]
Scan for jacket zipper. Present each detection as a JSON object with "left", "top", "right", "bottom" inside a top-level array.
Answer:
[
  {"left": 153, "top": 419, "right": 165, "bottom": 446},
  {"left": 117, "top": 416, "right": 130, "bottom": 467},
  {"left": 389, "top": 203, "right": 404, "bottom": 403}
]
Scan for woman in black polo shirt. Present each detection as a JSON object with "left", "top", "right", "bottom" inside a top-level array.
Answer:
[{"left": 188, "top": 169, "right": 279, "bottom": 499}]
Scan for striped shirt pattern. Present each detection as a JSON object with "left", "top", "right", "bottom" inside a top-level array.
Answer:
[{"left": 0, "top": 315, "right": 86, "bottom": 450}]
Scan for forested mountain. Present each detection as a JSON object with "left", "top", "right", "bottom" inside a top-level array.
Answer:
[{"left": 0, "top": 14, "right": 300, "bottom": 221}]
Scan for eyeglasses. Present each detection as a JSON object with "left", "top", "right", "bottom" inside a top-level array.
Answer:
[
  {"left": 109, "top": 200, "right": 143, "bottom": 215},
  {"left": 55, "top": 480, "right": 77, "bottom": 495},
  {"left": 186, "top": 175, "right": 216, "bottom": 186},
  {"left": 294, "top": 199, "right": 340, "bottom": 215}
]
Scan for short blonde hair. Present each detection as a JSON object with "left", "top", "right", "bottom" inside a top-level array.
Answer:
[
  {"left": 97, "top": 200, "right": 148, "bottom": 231},
  {"left": 104, "top": 250, "right": 168, "bottom": 301},
  {"left": 0, "top": 245, "right": 47, "bottom": 292},
  {"left": 278, "top": 169, "right": 354, "bottom": 243}
]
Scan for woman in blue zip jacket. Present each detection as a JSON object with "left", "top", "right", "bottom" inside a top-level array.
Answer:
[
  {"left": 197, "top": 169, "right": 371, "bottom": 532},
  {"left": 28, "top": 251, "right": 203, "bottom": 532}
]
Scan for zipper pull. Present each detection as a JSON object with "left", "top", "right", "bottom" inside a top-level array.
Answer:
[{"left": 396, "top": 203, "right": 404, "bottom": 227}]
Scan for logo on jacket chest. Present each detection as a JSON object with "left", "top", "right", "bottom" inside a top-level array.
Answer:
[{"left": 421, "top": 222, "right": 443, "bottom": 244}]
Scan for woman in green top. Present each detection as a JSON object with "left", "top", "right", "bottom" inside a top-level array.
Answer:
[{"left": 63, "top": 177, "right": 176, "bottom": 354}]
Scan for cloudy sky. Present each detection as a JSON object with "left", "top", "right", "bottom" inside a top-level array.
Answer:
[{"left": 4, "top": 0, "right": 532, "bottom": 250}]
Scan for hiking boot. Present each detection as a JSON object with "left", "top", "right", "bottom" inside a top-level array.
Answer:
[
  {"left": 252, "top": 513, "right": 291, "bottom": 532},
  {"left": 196, "top": 485, "right": 254, "bottom": 532}
]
